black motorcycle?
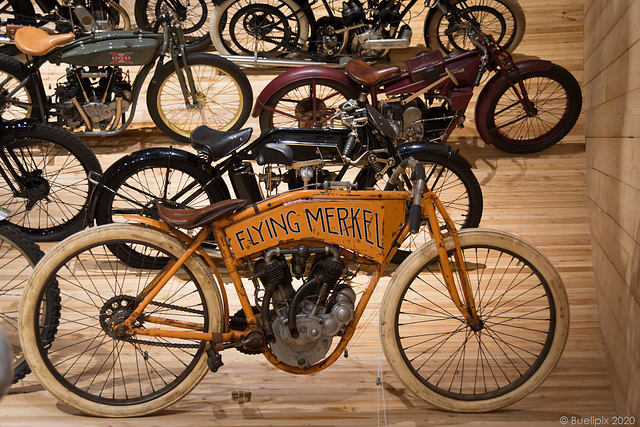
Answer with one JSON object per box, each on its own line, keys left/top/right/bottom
{"left": 88, "top": 100, "right": 483, "bottom": 260}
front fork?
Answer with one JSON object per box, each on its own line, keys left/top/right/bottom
{"left": 422, "top": 191, "right": 481, "bottom": 329}
{"left": 495, "top": 50, "right": 536, "bottom": 116}
{"left": 168, "top": 23, "right": 200, "bottom": 108}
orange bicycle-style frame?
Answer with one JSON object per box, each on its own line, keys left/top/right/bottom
{"left": 115, "top": 186, "right": 481, "bottom": 374}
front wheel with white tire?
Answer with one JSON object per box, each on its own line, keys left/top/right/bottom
{"left": 380, "top": 229, "right": 570, "bottom": 412}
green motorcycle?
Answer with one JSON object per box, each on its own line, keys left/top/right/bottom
{"left": 0, "top": 9, "right": 252, "bottom": 142}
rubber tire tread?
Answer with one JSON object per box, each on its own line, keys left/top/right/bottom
{"left": 486, "top": 64, "right": 582, "bottom": 154}
{"left": 146, "top": 53, "right": 252, "bottom": 142}
{"left": 379, "top": 229, "right": 570, "bottom": 412}
{"left": 0, "top": 123, "right": 102, "bottom": 241}
{"left": 19, "top": 223, "right": 223, "bottom": 417}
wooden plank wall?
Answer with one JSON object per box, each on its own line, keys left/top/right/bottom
{"left": 584, "top": 0, "right": 640, "bottom": 421}
{"left": 0, "top": 0, "right": 624, "bottom": 425}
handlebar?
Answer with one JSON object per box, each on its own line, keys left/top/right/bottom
{"left": 342, "top": 131, "right": 357, "bottom": 158}
{"left": 384, "top": 158, "right": 426, "bottom": 234}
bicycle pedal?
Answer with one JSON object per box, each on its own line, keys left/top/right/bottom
{"left": 206, "top": 346, "right": 224, "bottom": 373}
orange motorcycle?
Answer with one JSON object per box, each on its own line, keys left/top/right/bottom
{"left": 19, "top": 156, "right": 569, "bottom": 417}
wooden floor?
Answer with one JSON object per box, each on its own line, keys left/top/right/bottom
{"left": 0, "top": 0, "right": 619, "bottom": 425}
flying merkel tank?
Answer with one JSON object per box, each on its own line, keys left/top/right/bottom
{"left": 59, "top": 31, "right": 162, "bottom": 67}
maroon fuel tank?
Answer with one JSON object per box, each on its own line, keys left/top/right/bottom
{"left": 252, "top": 66, "right": 361, "bottom": 118}
{"left": 384, "top": 51, "right": 481, "bottom": 97}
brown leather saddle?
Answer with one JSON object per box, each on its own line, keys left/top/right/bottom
{"left": 345, "top": 59, "right": 400, "bottom": 86}
{"left": 13, "top": 26, "right": 75, "bottom": 56}
{"left": 156, "top": 199, "right": 246, "bottom": 230}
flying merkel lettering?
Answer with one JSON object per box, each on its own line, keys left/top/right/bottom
{"left": 234, "top": 207, "right": 384, "bottom": 251}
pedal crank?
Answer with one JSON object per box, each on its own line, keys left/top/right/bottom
{"left": 206, "top": 346, "right": 224, "bottom": 372}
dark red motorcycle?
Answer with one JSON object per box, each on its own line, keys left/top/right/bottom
{"left": 252, "top": 2, "right": 582, "bottom": 154}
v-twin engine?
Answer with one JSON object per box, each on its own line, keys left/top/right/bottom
{"left": 54, "top": 66, "right": 132, "bottom": 131}
{"left": 254, "top": 245, "right": 355, "bottom": 368}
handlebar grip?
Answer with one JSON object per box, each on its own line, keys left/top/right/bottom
{"left": 343, "top": 133, "right": 357, "bottom": 158}
{"left": 409, "top": 204, "right": 423, "bottom": 234}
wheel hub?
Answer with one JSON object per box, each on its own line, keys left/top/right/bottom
{"left": 295, "top": 98, "right": 328, "bottom": 128}
{"left": 469, "top": 318, "right": 484, "bottom": 332}
{"left": 195, "top": 91, "right": 207, "bottom": 109}
{"left": 244, "top": 10, "right": 277, "bottom": 38}
{"left": 99, "top": 295, "right": 142, "bottom": 339}
{"left": 20, "top": 172, "right": 50, "bottom": 208}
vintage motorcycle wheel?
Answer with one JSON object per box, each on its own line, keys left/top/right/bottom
{"left": 210, "top": 0, "right": 309, "bottom": 57}
{"left": 0, "top": 54, "right": 41, "bottom": 120}
{"left": 425, "top": 0, "right": 526, "bottom": 54}
{"left": 147, "top": 53, "right": 252, "bottom": 143}
{"left": 134, "top": 0, "right": 212, "bottom": 52}
{"left": 259, "top": 78, "right": 358, "bottom": 129}
{"left": 484, "top": 64, "right": 582, "bottom": 153}
{"left": 0, "top": 221, "right": 60, "bottom": 384}
{"left": 380, "top": 229, "right": 569, "bottom": 412}
{"left": 93, "top": 153, "right": 228, "bottom": 268}
{"left": 19, "top": 223, "right": 224, "bottom": 417}
{"left": 0, "top": 123, "right": 102, "bottom": 241}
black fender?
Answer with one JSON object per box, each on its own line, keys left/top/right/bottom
{"left": 0, "top": 118, "right": 40, "bottom": 137}
{"left": 86, "top": 147, "right": 229, "bottom": 224}
{"left": 396, "top": 140, "right": 473, "bottom": 171}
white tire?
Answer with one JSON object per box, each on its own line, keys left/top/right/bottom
{"left": 19, "top": 223, "right": 223, "bottom": 417}
{"left": 380, "top": 229, "right": 569, "bottom": 412}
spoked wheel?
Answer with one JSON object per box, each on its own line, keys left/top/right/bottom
{"left": 0, "top": 124, "right": 101, "bottom": 241}
{"left": 425, "top": 0, "right": 526, "bottom": 54}
{"left": 210, "top": 0, "right": 309, "bottom": 57}
{"left": 134, "top": 0, "right": 212, "bottom": 52}
{"left": 19, "top": 223, "right": 223, "bottom": 417}
{"left": 485, "top": 64, "right": 582, "bottom": 153}
{"left": 93, "top": 151, "right": 228, "bottom": 268}
{"left": 380, "top": 229, "right": 570, "bottom": 412}
{"left": 231, "top": 4, "right": 293, "bottom": 56}
{"left": 0, "top": 54, "right": 40, "bottom": 120}
{"left": 0, "top": 221, "right": 59, "bottom": 383}
{"left": 258, "top": 78, "right": 358, "bottom": 130}
{"left": 147, "top": 53, "right": 252, "bottom": 143}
